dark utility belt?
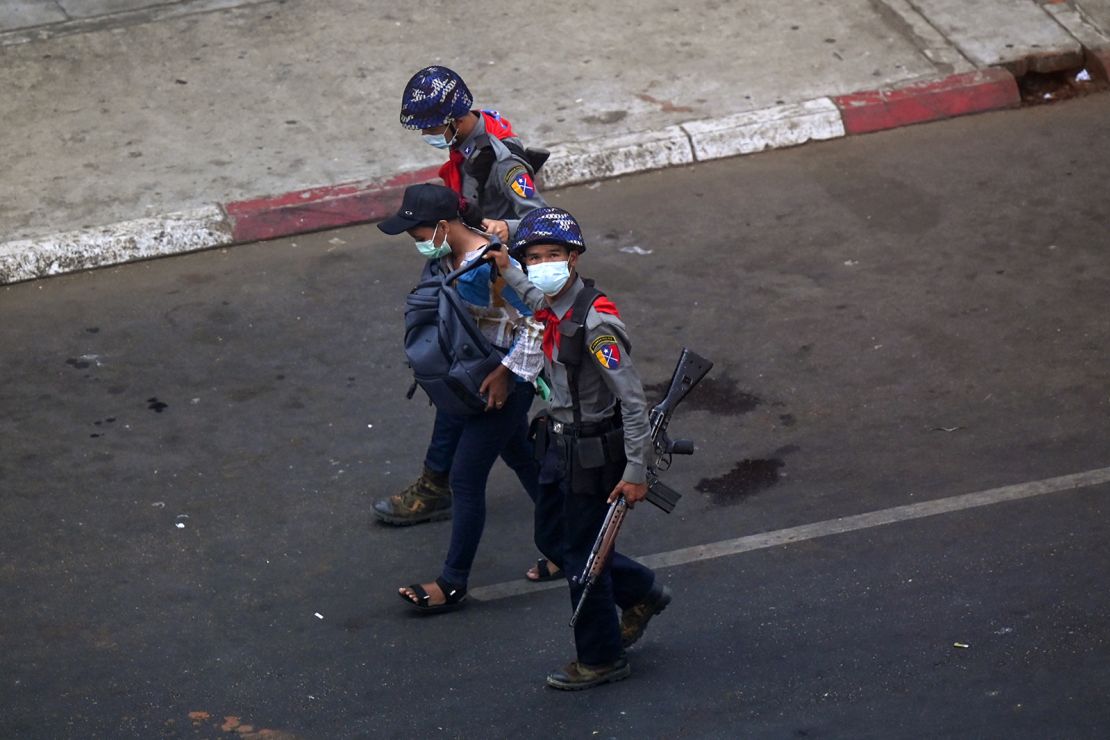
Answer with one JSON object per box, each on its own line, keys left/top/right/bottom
{"left": 547, "top": 414, "right": 622, "bottom": 438}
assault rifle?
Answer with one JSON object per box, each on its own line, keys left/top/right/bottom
{"left": 570, "top": 348, "right": 713, "bottom": 627}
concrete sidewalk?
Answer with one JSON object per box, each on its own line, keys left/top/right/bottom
{"left": 1, "top": 0, "right": 1108, "bottom": 283}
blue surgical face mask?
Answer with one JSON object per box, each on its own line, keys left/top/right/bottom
{"left": 528, "top": 260, "right": 571, "bottom": 295}
{"left": 422, "top": 132, "right": 451, "bottom": 150}
{"left": 415, "top": 223, "right": 451, "bottom": 259}
{"left": 421, "top": 122, "right": 456, "bottom": 150}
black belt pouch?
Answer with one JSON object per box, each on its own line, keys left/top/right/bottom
{"left": 569, "top": 428, "right": 627, "bottom": 496}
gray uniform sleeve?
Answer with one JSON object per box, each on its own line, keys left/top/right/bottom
{"left": 585, "top": 311, "right": 652, "bottom": 485}
{"left": 493, "top": 158, "right": 547, "bottom": 239}
{"left": 501, "top": 263, "right": 547, "bottom": 312}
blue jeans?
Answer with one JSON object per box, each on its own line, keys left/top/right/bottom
{"left": 533, "top": 437, "right": 655, "bottom": 665}
{"left": 440, "top": 381, "right": 540, "bottom": 588}
{"left": 424, "top": 395, "right": 539, "bottom": 505}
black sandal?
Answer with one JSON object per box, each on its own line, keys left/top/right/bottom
{"left": 398, "top": 576, "right": 468, "bottom": 614}
{"left": 525, "top": 557, "right": 563, "bottom": 583}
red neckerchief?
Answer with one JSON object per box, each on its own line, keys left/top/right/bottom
{"left": 438, "top": 111, "right": 518, "bottom": 208}
{"left": 534, "top": 296, "right": 621, "bottom": 361}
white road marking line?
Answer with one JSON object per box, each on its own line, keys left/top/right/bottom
{"left": 469, "top": 466, "right": 1110, "bottom": 602}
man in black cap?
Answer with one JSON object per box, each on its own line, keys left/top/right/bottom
{"left": 375, "top": 184, "right": 550, "bottom": 611}
{"left": 377, "top": 67, "right": 561, "bottom": 585}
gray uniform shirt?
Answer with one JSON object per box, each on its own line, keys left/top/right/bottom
{"left": 456, "top": 113, "right": 548, "bottom": 239}
{"left": 503, "top": 267, "right": 652, "bottom": 484}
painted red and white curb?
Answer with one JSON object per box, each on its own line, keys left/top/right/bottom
{"left": 0, "top": 68, "right": 1030, "bottom": 285}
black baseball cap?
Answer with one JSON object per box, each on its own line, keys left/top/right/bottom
{"left": 377, "top": 183, "right": 461, "bottom": 235}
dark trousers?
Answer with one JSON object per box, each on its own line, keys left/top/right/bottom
{"left": 534, "top": 437, "right": 655, "bottom": 666}
{"left": 439, "top": 381, "right": 540, "bottom": 588}
{"left": 424, "top": 397, "right": 539, "bottom": 505}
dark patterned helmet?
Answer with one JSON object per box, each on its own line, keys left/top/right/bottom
{"left": 510, "top": 207, "right": 587, "bottom": 257}
{"left": 400, "top": 66, "right": 473, "bottom": 130}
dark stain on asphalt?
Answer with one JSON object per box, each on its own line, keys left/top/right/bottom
{"left": 147, "top": 397, "right": 168, "bottom": 413}
{"left": 85, "top": 327, "right": 100, "bottom": 333}
{"left": 697, "top": 458, "right": 785, "bottom": 505}
{"left": 65, "top": 358, "right": 91, "bottom": 369}
{"left": 227, "top": 385, "right": 275, "bottom": 403}
{"left": 180, "top": 273, "right": 215, "bottom": 285}
{"left": 342, "top": 615, "right": 370, "bottom": 632}
{"left": 644, "top": 374, "right": 761, "bottom": 415}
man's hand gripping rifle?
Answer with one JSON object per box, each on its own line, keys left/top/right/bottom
{"left": 570, "top": 348, "right": 713, "bottom": 627}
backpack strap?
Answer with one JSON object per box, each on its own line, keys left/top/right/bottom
{"left": 557, "top": 278, "right": 603, "bottom": 428}
{"left": 439, "top": 243, "right": 499, "bottom": 284}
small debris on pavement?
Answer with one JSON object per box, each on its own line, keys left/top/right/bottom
{"left": 954, "top": 642, "right": 970, "bottom": 649}
{"left": 314, "top": 612, "right": 324, "bottom": 620}
{"left": 619, "top": 246, "right": 653, "bottom": 255}
{"left": 175, "top": 522, "right": 186, "bottom": 529}
{"left": 932, "top": 426, "right": 963, "bottom": 433}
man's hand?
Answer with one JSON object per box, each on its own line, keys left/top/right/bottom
{"left": 480, "top": 364, "right": 511, "bottom": 412}
{"left": 481, "top": 218, "right": 510, "bottom": 242}
{"left": 483, "top": 242, "right": 511, "bottom": 271}
{"left": 608, "top": 480, "right": 648, "bottom": 506}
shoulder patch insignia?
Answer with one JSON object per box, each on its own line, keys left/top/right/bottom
{"left": 594, "top": 342, "right": 621, "bottom": 370}
{"left": 589, "top": 335, "right": 618, "bottom": 352}
{"left": 505, "top": 165, "right": 535, "bottom": 199}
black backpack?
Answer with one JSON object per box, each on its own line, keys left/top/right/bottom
{"left": 403, "top": 244, "right": 504, "bottom": 415}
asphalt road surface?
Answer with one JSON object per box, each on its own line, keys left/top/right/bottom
{"left": 2, "top": 94, "right": 1109, "bottom": 739}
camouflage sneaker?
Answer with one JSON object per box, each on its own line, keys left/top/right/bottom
{"left": 620, "top": 583, "right": 672, "bottom": 648}
{"left": 372, "top": 469, "right": 452, "bottom": 526}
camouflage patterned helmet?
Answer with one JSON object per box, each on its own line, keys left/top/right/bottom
{"left": 510, "top": 207, "right": 587, "bottom": 257}
{"left": 399, "top": 66, "right": 473, "bottom": 130}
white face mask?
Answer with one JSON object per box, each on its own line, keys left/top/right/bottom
{"left": 527, "top": 260, "right": 571, "bottom": 295}
{"left": 422, "top": 132, "right": 452, "bottom": 150}
{"left": 414, "top": 223, "right": 451, "bottom": 259}
{"left": 421, "top": 122, "right": 455, "bottom": 150}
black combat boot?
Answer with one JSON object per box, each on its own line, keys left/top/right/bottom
{"left": 620, "top": 583, "right": 672, "bottom": 648}
{"left": 545, "top": 656, "right": 631, "bottom": 691}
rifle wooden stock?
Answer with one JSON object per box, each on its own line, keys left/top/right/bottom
{"left": 570, "top": 497, "right": 628, "bottom": 627}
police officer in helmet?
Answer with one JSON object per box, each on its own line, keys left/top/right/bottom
{"left": 486, "top": 207, "right": 672, "bottom": 690}
{"left": 398, "top": 65, "right": 548, "bottom": 243}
